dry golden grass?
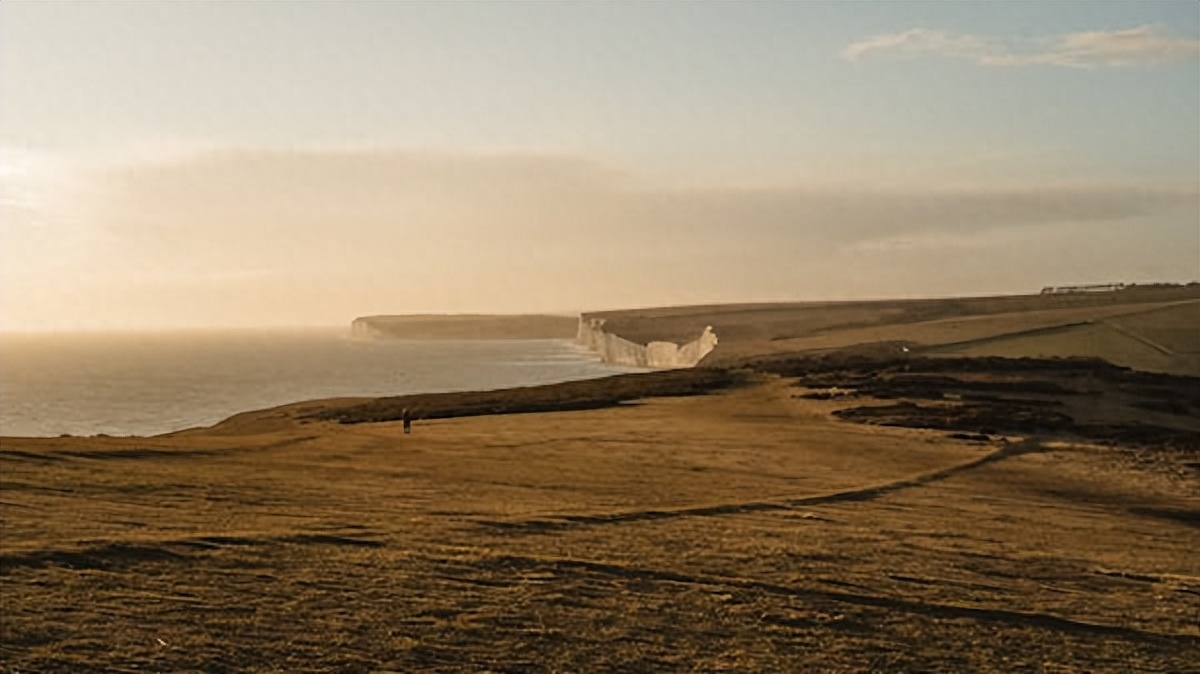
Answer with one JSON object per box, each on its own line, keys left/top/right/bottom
{"left": 671, "top": 289, "right": 1199, "bottom": 376}
{"left": 588, "top": 285, "right": 1200, "bottom": 350}
{"left": 5, "top": 288, "right": 1199, "bottom": 671}
{"left": 3, "top": 364, "right": 1197, "bottom": 672}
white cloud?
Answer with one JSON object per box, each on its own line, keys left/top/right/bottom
{"left": 842, "top": 28, "right": 994, "bottom": 64}
{"left": 844, "top": 25, "right": 1199, "bottom": 68}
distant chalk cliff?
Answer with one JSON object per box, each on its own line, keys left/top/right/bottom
{"left": 576, "top": 317, "right": 717, "bottom": 369}
{"left": 351, "top": 312, "right": 717, "bottom": 368}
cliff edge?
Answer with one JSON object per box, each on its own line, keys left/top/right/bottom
{"left": 576, "top": 317, "right": 718, "bottom": 369}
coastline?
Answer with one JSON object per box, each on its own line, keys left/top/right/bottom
{"left": 3, "top": 352, "right": 1196, "bottom": 671}
{"left": 0, "top": 332, "right": 636, "bottom": 439}
{"left": 3, "top": 290, "right": 1198, "bottom": 671}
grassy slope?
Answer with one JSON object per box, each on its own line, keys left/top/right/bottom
{"left": 3, "top": 288, "right": 1199, "bottom": 671}
{"left": 587, "top": 285, "right": 1198, "bottom": 344}
{"left": 586, "top": 286, "right": 1199, "bottom": 376}
{"left": 2, "top": 377, "right": 1196, "bottom": 671}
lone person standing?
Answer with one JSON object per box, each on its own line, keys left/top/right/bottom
{"left": 402, "top": 407, "right": 412, "bottom": 434}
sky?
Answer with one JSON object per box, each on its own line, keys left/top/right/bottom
{"left": 1, "top": 1, "right": 1197, "bottom": 331}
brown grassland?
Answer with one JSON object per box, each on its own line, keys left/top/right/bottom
{"left": 2, "top": 288, "right": 1198, "bottom": 672}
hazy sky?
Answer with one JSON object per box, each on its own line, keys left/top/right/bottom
{"left": 2, "top": 2, "right": 1197, "bottom": 331}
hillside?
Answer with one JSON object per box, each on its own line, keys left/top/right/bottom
{"left": 586, "top": 285, "right": 1200, "bottom": 376}
{"left": 3, "top": 352, "right": 1196, "bottom": 671}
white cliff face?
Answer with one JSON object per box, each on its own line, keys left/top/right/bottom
{"left": 576, "top": 318, "right": 718, "bottom": 368}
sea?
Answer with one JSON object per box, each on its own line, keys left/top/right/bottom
{"left": 0, "top": 328, "right": 642, "bottom": 438}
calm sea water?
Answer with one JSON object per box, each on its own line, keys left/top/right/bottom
{"left": 0, "top": 328, "right": 640, "bottom": 438}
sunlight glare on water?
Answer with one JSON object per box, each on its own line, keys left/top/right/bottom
{"left": 0, "top": 328, "right": 640, "bottom": 437}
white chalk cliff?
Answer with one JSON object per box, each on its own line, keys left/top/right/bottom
{"left": 576, "top": 318, "right": 718, "bottom": 368}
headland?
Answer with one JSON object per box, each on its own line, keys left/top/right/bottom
{"left": 3, "top": 285, "right": 1197, "bottom": 671}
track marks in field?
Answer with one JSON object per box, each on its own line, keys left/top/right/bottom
{"left": 0, "top": 436, "right": 319, "bottom": 464}
{"left": 479, "top": 439, "right": 1040, "bottom": 533}
{"left": 0, "top": 531, "right": 387, "bottom": 573}
{"left": 457, "top": 553, "right": 1200, "bottom": 646}
{"left": 55, "top": 447, "right": 223, "bottom": 461}
{"left": 0, "top": 543, "right": 190, "bottom": 572}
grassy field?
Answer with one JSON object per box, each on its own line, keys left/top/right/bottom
{"left": 589, "top": 285, "right": 1200, "bottom": 376}
{"left": 3, "top": 346, "right": 1197, "bottom": 671}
